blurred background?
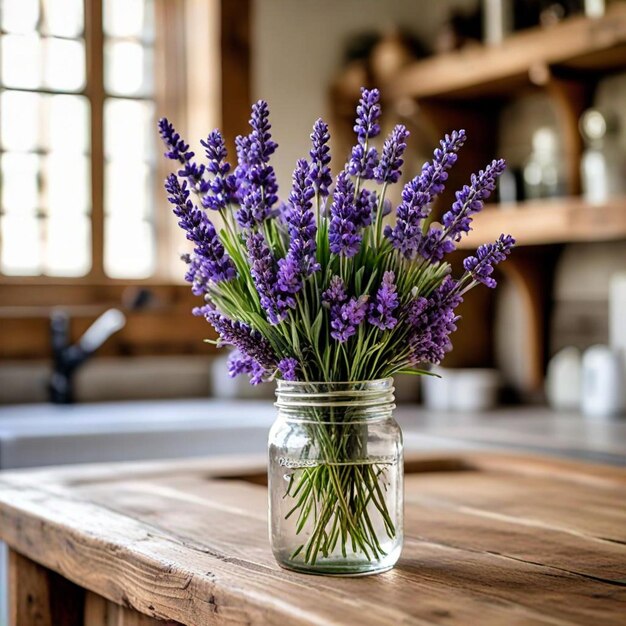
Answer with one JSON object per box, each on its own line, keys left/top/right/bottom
{"left": 0, "top": 0, "right": 624, "bottom": 420}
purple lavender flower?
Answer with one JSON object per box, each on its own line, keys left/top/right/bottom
{"left": 463, "top": 234, "right": 515, "bottom": 288}
{"left": 279, "top": 159, "right": 320, "bottom": 285}
{"left": 191, "top": 302, "right": 215, "bottom": 318}
{"left": 158, "top": 118, "right": 210, "bottom": 195}
{"left": 234, "top": 101, "right": 279, "bottom": 227}
{"left": 332, "top": 296, "right": 369, "bottom": 342}
{"left": 385, "top": 130, "right": 466, "bottom": 258}
{"left": 200, "top": 129, "right": 237, "bottom": 211}
{"left": 276, "top": 255, "right": 301, "bottom": 297}
{"left": 322, "top": 275, "right": 348, "bottom": 306}
{"left": 368, "top": 271, "right": 399, "bottom": 330}
{"left": 353, "top": 87, "right": 381, "bottom": 141}
{"left": 347, "top": 143, "right": 379, "bottom": 180}
{"left": 407, "top": 276, "right": 463, "bottom": 365}
{"left": 374, "top": 125, "right": 409, "bottom": 184}
{"left": 328, "top": 171, "right": 361, "bottom": 258}
{"left": 234, "top": 134, "right": 252, "bottom": 189}
{"left": 250, "top": 100, "right": 278, "bottom": 160}
{"left": 203, "top": 311, "right": 277, "bottom": 371}
{"left": 247, "top": 231, "right": 294, "bottom": 324}
{"left": 323, "top": 276, "right": 368, "bottom": 343}
{"left": 411, "top": 158, "right": 506, "bottom": 262}
{"left": 278, "top": 357, "right": 299, "bottom": 381}
{"left": 406, "top": 296, "right": 429, "bottom": 327}
{"left": 415, "top": 227, "right": 456, "bottom": 262}
{"left": 182, "top": 253, "right": 213, "bottom": 296}
{"left": 227, "top": 350, "right": 269, "bottom": 385}
{"left": 164, "top": 175, "right": 235, "bottom": 288}
{"left": 237, "top": 188, "right": 266, "bottom": 230}
{"left": 309, "top": 119, "right": 332, "bottom": 197}
{"left": 158, "top": 118, "right": 192, "bottom": 163}
{"left": 347, "top": 88, "right": 381, "bottom": 180}
{"left": 354, "top": 188, "right": 376, "bottom": 228}
{"left": 442, "top": 159, "right": 507, "bottom": 242}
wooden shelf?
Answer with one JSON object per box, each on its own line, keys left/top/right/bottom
{"left": 390, "top": 4, "right": 626, "bottom": 100}
{"left": 458, "top": 196, "right": 626, "bottom": 249}
{"left": 329, "top": 6, "right": 626, "bottom": 392}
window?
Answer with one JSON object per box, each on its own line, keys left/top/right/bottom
{"left": 103, "top": 0, "right": 156, "bottom": 278}
{"left": 0, "top": 0, "right": 157, "bottom": 279}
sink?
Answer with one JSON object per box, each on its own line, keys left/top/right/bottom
{"left": 0, "top": 399, "right": 279, "bottom": 470}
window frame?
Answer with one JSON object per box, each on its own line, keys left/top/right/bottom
{"left": 0, "top": 0, "right": 250, "bottom": 290}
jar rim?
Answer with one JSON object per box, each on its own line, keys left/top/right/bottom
{"left": 275, "top": 378, "right": 395, "bottom": 413}
{"left": 276, "top": 377, "right": 393, "bottom": 388}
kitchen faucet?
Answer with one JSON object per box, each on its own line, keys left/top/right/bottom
{"left": 48, "top": 308, "right": 126, "bottom": 404}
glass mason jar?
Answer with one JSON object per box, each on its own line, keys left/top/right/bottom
{"left": 269, "top": 378, "right": 403, "bottom": 576}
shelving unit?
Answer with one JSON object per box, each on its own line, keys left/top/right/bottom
{"left": 389, "top": 4, "right": 626, "bottom": 101}
{"left": 331, "top": 4, "right": 626, "bottom": 394}
{"left": 459, "top": 196, "right": 626, "bottom": 249}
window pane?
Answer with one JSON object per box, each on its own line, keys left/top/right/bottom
{"left": 104, "top": 218, "right": 154, "bottom": 278}
{"left": 1, "top": 34, "right": 42, "bottom": 89}
{"left": 45, "top": 215, "right": 90, "bottom": 276}
{"left": 47, "top": 94, "right": 89, "bottom": 153}
{"left": 105, "top": 161, "right": 151, "bottom": 219}
{"left": 1, "top": 92, "right": 89, "bottom": 153}
{"left": 1, "top": 153, "right": 40, "bottom": 213}
{"left": 104, "top": 40, "right": 153, "bottom": 97}
{"left": 44, "top": 38, "right": 85, "bottom": 91}
{"left": 45, "top": 154, "right": 89, "bottom": 217}
{"left": 103, "top": 0, "right": 154, "bottom": 41}
{"left": 0, "top": 0, "right": 39, "bottom": 34}
{"left": 42, "top": 0, "right": 84, "bottom": 38}
{"left": 0, "top": 215, "right": 42, "bottom": 274}
{"left": 104, "top": 98, "right": 154, "bottom": 162}
{"left": 1, "top": 90, "right": 41, "bottom": 152}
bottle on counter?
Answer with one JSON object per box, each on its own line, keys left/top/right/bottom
{"left": 523, "top": 127, "right": 564, "bottom": 200}
{"left": 581, "top": 345, "right": 625, "bottom": 419}
{"left": 579, "top": 108, "right": 625, "bottom": 204}
{"left": 546, "top": 347, "right": 582, "bottom": 411}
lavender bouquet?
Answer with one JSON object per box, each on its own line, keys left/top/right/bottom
{"left": 159, "top": 88, "right": 514, "bottom": 569}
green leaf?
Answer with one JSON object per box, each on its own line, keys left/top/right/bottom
{"left": 362, "top": 268, "right": 379, "bottom": 295}
{"left": 354, "top": 267, "right": 365, "bottom": 293}
{"left": 311, "top": 309, "right": 323, "bottom": 344}
{"left": 396, "top": 368, "right": 441, "bottom": 378}
{"left": 291, "top": 321, "right": 301, "bottom": 354}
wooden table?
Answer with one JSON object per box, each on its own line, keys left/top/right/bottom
{"left": 1, "top": 452, "right": 625, "bottom": 625}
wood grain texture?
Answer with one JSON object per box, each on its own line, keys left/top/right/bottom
{"left": 84, "top": 0, "right": 105, "bottom": 280}
{"left": 220, "top": 0, "right": 251, "bottom": 159}
{"left": 84, "top": 592, "right": 181, "bottom": 626}
{"left": 9, "top": 550, "right": 85, "bottom": 626}
{"left": 1, "top": 453, "right": 625, "bottom": 626}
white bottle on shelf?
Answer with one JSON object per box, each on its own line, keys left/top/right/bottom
{"left": 584, "top": 0, "right": 605, "bottom": 18}
{"left": 609, "top": 271, "right": 626, "bottom": 396}
{"left": 581, "top": 345, "right": 625, "bottom": 419}
{"left": 579, "top": 109, "right": 625, "bottom": 204}
{"left": 609, "top": 272, "right": 626, "bottom": 357}
{"left": 523, "top": 127, "right": 563, "bottom": 200}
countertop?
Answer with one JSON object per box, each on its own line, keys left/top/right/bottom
{"left": 1, "top": 452, "right": 625, "bottom": 625}
{"left": 397, "top": 406, "right": 626, "bottom": 465}
{"left": 0, "top": 400, "right": 624, "bottom": 469}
